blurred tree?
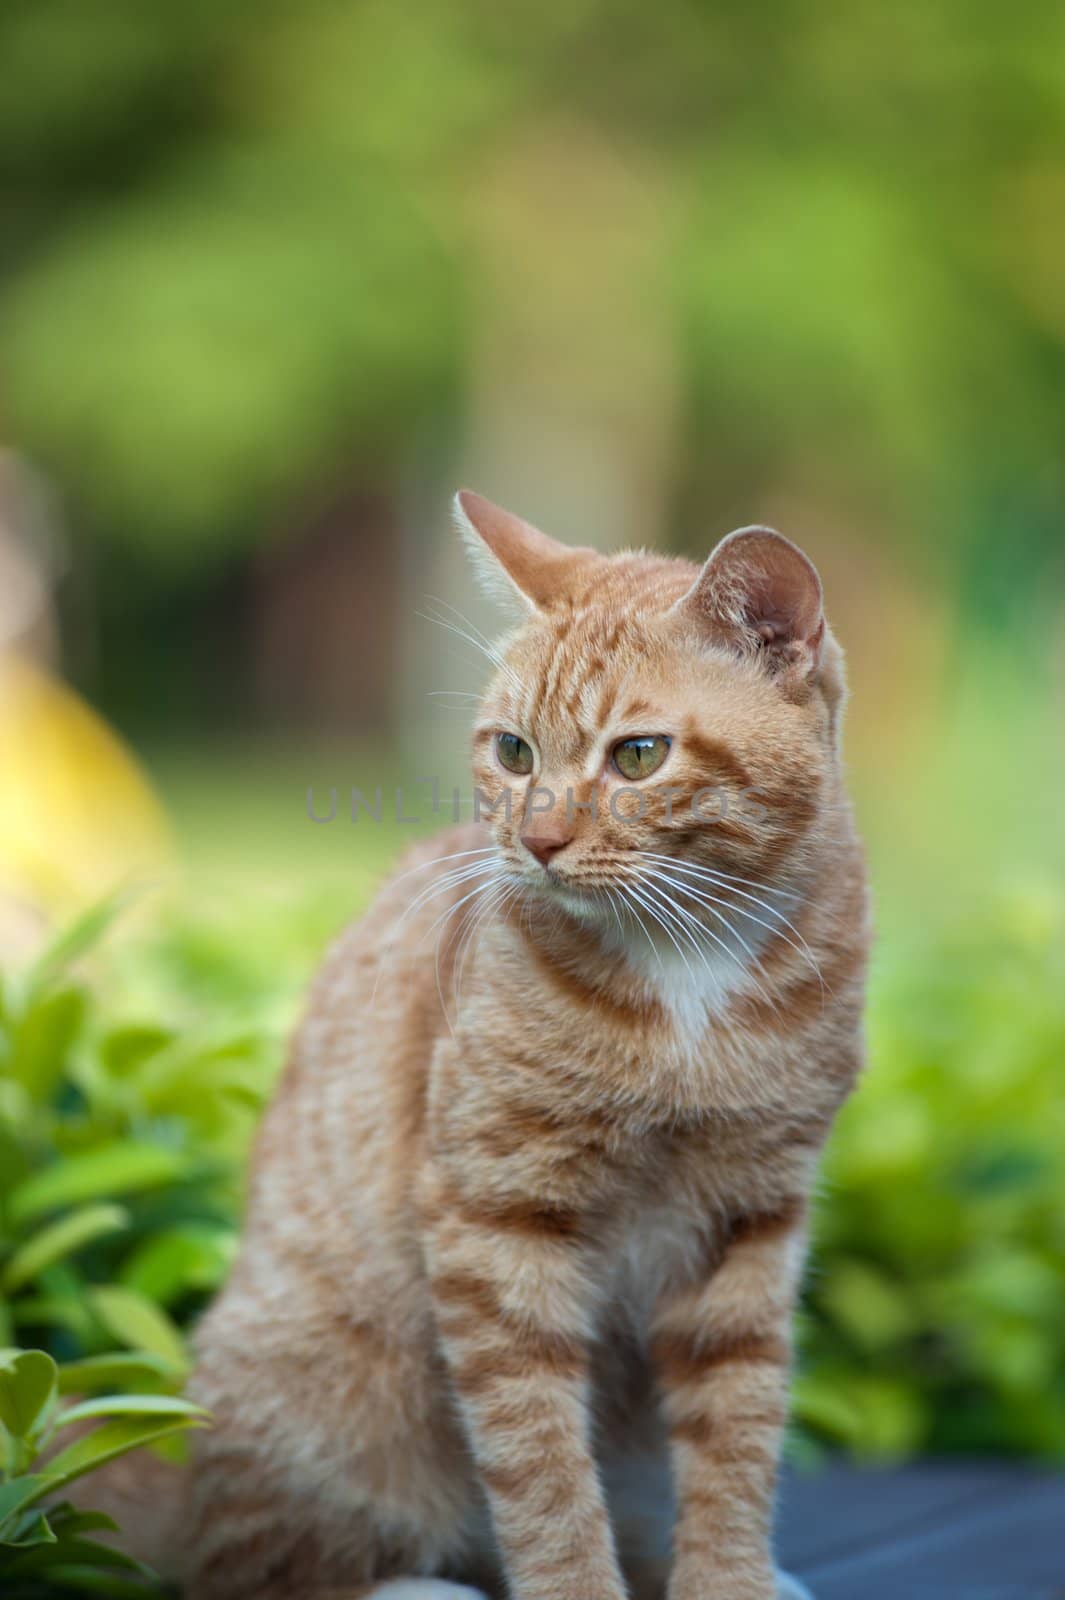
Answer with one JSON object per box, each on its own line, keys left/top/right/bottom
{"left": 0, "top": 0, "right": 1063, "bottom": 727}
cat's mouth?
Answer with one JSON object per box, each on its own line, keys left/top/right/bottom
{"left": 517, "top": 862, "right": 625, "bottom": 924}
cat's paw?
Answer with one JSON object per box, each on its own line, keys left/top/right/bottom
{"left": 366, "top": 1584, "right": 490, "bottom": 1600}
{"left": 776, "top": 1572, "right": 814, "bottom": 1600}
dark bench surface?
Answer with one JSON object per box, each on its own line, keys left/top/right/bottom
{"left": 777, "top": 1461, "right": 1065, "bottom": 1599}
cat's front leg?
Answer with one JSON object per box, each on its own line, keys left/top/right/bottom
{"left": 423, "top": 1168, "right": 627, "bottom": 1600}
{"left": 651, "top": 1199, "right": 807, "bottom": 1600}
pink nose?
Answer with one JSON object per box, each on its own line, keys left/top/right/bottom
{"left": 520, "top": 830, "right": 572, "bottom": 868}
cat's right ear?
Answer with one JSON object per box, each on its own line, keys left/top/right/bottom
{"left": 453, "top": 490, "right": 597, "bottom": 614}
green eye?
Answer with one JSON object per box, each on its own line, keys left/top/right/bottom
{"left": 496, "top": 732, "right": 534, "bottom": 775}
{"left": 612, "top": 735, "right": 670, "bottom": 781}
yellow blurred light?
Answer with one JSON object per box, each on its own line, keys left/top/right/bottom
{"left": 0, "top": 653, "right": 171, "bottom": 921}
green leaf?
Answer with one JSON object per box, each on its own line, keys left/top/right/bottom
{"left": 45, "top": 1504, "right": 120, "bottom": 1537}
{"left": 56, "top": 1352, "right": 179, "bottom": 1397}
{"left": 2, "top": 1204, "right": 130, "bottom": 1294}
{"left": 135, "top": 1032, "right": 267, "bottom": 1114}
{"left": 57, "top": 1394, "right": 208, "bottom": 1428}
{"left": 1, "top": 1533, "right": 151, "bottom": 1578}
{"left": 0, "top": 1124, "right": 30, "bottom": 1200}
{"left": 0, "top": 1475, "right": 55, "bottom": 1528}
{"left": 23, "top": 891, "right": 134, "bottom": 1003}
{"left": 8, "top": 1564, "right": 158, "bottom": 1596}
{"left": 819, "top": 1260, "right": 917, "bottom": 1351}
{"left": 99, "top": 1023, "right": 174, "bottom": 1080}
{"left": 119, "top": 1224, "right": 235, "bottom": 1306}
{"left": 8, "top": 1144, "right": 193, "bottom": 1224}
{"left": 11, "top": 1294, "right": 96, "bottom": 1342}
{"left": 35, "top": 1414, "right": 203, "bottom": 1500}
{"left": 0, "top": 1348, "right": 57, "bottom": 1438}
{"left": 87, "top": 1288, "right": 188, "bottom": 1372}
{"left": 3, "top": 987, "right": 87, "bottom": 1102}
{"left": 1, "top": 1509, "right": 56, "bottom": 1548}
{"left": 790, "top": 1373, "right": 865, "bottom": 1445}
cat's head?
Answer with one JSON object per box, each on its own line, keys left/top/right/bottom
{"left": 455, "top": 489, "right": 848, "bottom": 935}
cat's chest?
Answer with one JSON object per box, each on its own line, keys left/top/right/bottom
{"left": 604, "top": 1202, "right": 713, "bottom": 1329}
{"left": 598, "top": 1134, "right": 758, "bottom": 1326}
{"left": 621, "top": 938, "right": 761, "bottom": 1051}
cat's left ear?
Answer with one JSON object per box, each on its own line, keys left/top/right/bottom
{"left": 674, "top": 526, "right": 825, "bottom": 677}
{"left": 453, "top": 490, "right": 598, "bottom": 613}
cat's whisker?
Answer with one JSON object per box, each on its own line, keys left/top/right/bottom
{"left": 686, "top": 878, "right": 820, "bottom": 998}
{"left": 427, "top": 697, "right": 480, "bottom": 715}
{"left": 422, "top": 868, "right": 507, "bottom": 948}
{"left": 370, "top": 857, "right": 502, "bottom": 1009}
{"left": 416, "top": 608, "right": 500, "bottom": 677}
{"left": 638, "top": 863, "right": 766, "bottom": 972}
{"left": 635, "top": 871, "right": 749, "bottom": 995}
{"left": 423, "top": 593, "right": 502, "bottom": 656}
{"left": 418, "top": 597, "right": 524, "bottom": 696}
{"left": 671, "top": 864, "right": 818, "bottom": 998}
{"left": 394, "top": 859, "right": 501, "bottom": 928}
{"left": 636, "top": 866, "right": 782, "bottom": 1015}
{"left": 449, "top": 880, "right": 493, "bottom": 1000}
{"left": 491, "top": 877, "right": 527, "bottom": 960}
{"left": 427, "top": 639, "right": 506, "bottom": 688}
{"left": 424, "top": 872, "right": 510, "bottom": 1034}
{"left": 641, "top": 851, "right": 827, "bottom": 999}
{"left": 595, "top": 885, "right": 628, "bottom": 944}
{"left": 639, "top": 846, "right": 802, "bottom": 903}
{"left": 429, "top": 868, "right": 511, "bottom": 1035}
{"left": 384, "top": 845, "right": 498, "bottom": 895}
{"left": 427, "top": 689, "right": 482, "bottom": 708}
{"left": 612, "top": 883, "right": 663, "bottom": 968}
{"left": 635, "top": 876, "right": 717, "bottom": 979}
{"left": 638, "top": 867, "right": 749, "bottom": 966}
{"left": 438, "top": 876, "right": 501, "bottom": 1035}
{"left": 442, "top": 874, "right": 488, "bottom": 988}
{"left": 656, "top": 863, "right": 821, "bottom": 1009}
{"left": 625, "top": 880, "right": 697, "bottom": 982}
{"left": 450, "top": 874, "right": 518, "bottom": 1023}
{"left": 640, "top": 849, "right": 801, "bottom": 904}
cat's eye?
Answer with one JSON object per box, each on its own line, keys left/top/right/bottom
{"left": 612, "top": 735, "right": 671, "bottom": 781}
{"left": 496, "top": 732, "right": 534, "bottom": 775}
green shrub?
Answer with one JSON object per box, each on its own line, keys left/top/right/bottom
{"left": 0, "top": 898, "right": 273, "bottom": 1367}
{"left": 0, "top": 897, "right": 274, "bottom": 1597}
{"left": 0, "top": 1345, "right": 205, "bottom": 1598}
{"left": 797, "top": 886, "right": 1065, "bottom": 1459}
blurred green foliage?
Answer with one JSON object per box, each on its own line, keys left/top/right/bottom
{"left": 799, "top": 891, "right": 1065, "bottom": 1458}
{"left": 3, "top": 0, "right": 1065, "bottom": 604}
{"left": 1, "top": 912, "right": 223, "bottom": 1598}
{"left": 0, "top": 1341, "right": 205, "bottom": 1599}
{"left": 0, "top": 899, "right": 272, "bottom": 1367}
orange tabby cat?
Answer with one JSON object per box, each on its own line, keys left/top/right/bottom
{"left": 180, "top": 492, "right": 869, "bottom": 1600}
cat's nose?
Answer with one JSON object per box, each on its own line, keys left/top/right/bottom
{"left": 520, "top": 827, "right": 573, "bottom": 869}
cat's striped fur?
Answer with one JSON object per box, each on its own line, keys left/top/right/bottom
{"left": 179, "top": 493, "right": 869, "bottom": 1600}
